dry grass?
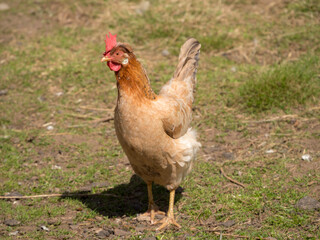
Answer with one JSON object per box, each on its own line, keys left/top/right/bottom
{"left": 0, "top": 0, "right": 319, "bottom": 239}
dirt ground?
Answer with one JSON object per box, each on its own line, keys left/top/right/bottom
{"left": 0, "top": 0, "right": 319, "bottom": 239}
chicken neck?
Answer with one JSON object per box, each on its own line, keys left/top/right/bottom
{"left": 115, "top": 57, "right": 156, "bottom": 102}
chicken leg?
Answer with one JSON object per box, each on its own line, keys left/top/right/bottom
{"left": 153, "top": 189, "right": 181, "bottom": 231}
{"left": 140, "top": 182, "right": 165, "bottom": 224}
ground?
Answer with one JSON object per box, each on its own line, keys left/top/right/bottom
{"left": 0, "top": 0, "right": 319, "bottom": 239}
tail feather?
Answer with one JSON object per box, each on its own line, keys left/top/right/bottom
{"left": 174, "top": 38, "right": 201, "bottom": 86}
{"left": 160, "top": 38, "right": 201, "bottom": 104}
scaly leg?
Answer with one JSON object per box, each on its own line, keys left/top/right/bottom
{"left": 140, "top": 182, "right": 165, "bottom": 224}
{"left": 153, "top": 189, "right": 181, "bottom": 231}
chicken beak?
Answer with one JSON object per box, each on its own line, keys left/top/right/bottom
{"left": 101, "top": 56, "right": 111, "bottom": 62}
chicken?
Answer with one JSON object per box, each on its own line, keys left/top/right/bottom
{"left": 101, "top": 33, "right": 201, "bottom": 230}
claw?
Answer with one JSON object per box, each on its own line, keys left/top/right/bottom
{"left": 140, "top": 204, "right": 165, "bottom": 224}
{"left": 143, "top": 184, "right": 181, "bottom": 229}
{"left": 153, "top": 216, "right": 181, "bottom": 231}
{"left": 152, "top": 190, "right": 181, "bottom": 230}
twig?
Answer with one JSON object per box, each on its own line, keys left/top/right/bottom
{"left": 220, "top": 167, "right": 246, "bottom": 188}
{"left": 54, "top": 104, "right": 113, "bottom": 112}
{"left": 308, "top": 106, "right": 320, "bottom": 111}
{"left": 67, "top": 113, "right": 98, "bottom": 120}
{"left": 0, "top": 192, "right": 121, "bottom": 199}
{"left": 243, "top": 113, "right": 317, "bottom": 124}
{"left": 215, "top": 46, "right": 243, "bottom": 56}
{"left": 243, "top": 114, "right": 298, "bottom": 124}
{"left": 215, "top": 42, "right": 254, "bottom": 57}
{"left": 79, "top": 106, "right": 114, "bottom": 112}
{"left": 210, "top": 231, "right": 269, "bottom": 239}
{"left": 65, "top": 124, "right": 90, "bottom": 128}
{"left": 66, "top": 113, "right": 114, "bottom": 123}
{"left": 211, "top": 231, "right": 249, "bottom": 239}
{"left": 40, "top": 132, "right": 76, "bottom": 136}
{"left": 90, "top": 116, "right": 114, "bottom": 123}
{"left": 276, "top": 30, "right": 309, "bottom": 40}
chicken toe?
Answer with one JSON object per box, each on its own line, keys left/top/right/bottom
{"left": 141, "top": 183, "right": 165, "bottom": 223}
{"left": 153, "top": 189, "right": 181, "bottom": 230}
{"left": 154, "top": 215, "right": 181, "bottom": 231}
{"left": 141, "top": 204, "right": 165, "bottom": 224}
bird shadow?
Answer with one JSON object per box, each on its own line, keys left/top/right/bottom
{"left": 59, "top": 174, "right": 183, "bottom": 218}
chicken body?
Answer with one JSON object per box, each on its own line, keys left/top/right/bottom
{"left": 102, "top": 37, "right": 201, "bottom": 230}
{"left": 114, "top": 92, "right": 199, "bottom": 191}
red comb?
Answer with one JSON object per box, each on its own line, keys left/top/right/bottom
{"left": 105, "top": 32, "right": 117, "bottom": 53}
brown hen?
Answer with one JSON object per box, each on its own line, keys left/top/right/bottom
{"left": 101, "top": 33, "right": 201, "bottom": 230}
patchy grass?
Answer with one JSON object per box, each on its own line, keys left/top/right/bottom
{"left": 0, "top": 0, "right": 320, "bottom": 239}
{"left": 235, "top": 55, "right": 320, "bottom": 113}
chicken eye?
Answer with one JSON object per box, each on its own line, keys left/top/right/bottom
{"left": 116, "top": 52, "right": 119, "bottom": 55}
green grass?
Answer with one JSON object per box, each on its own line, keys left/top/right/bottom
{"left": 0, "top": 0, "right": 320, "bottom": 239}
{"left": 234, "top": 55, "right": 319, "bottom": 113}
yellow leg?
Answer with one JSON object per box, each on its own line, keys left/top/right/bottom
{"left": 153, "top": 189, "right": 181, "bottom": 231}
{"left": 141, "top": 182, "right": 165, "bottom": 224}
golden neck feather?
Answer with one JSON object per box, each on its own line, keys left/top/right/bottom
{"left": 115, "top": 57, "right": 157, "bottom": 102}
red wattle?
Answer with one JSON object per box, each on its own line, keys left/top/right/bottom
{"left": 107, "top": 61, "right": 121, "bottom": 72}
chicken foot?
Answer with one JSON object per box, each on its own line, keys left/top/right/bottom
{"left": 140, "top": 182, "right": 165, "bottom": 224}
{"left": 153, "top": 189, "right": 181, "bottom": 231}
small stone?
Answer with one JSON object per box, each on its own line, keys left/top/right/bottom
{"left": 221, "top": 220, "right": 236, "bottom": 227}
{"left": 302, "top": 154, "right": 312, "bottom": 162}
{"left": 4, "top": 219, "right": 21, "bottom": 226}
{"left": 265, "top": 149, "right": 275, "bottom": 154}
{"left": 135, "top": 224, "right": 146, "bottom": 232}
{"left": 114, "top": 228, "right": 130, "bottom": 236}
{"left": 295, "top": 196, "right": 320, "bottom": 210}
{"left": 55, "top": 91, "right": 63, "bottom": 97}
{"left": 142, "top": 237, "right": 157, "bottom": 240}
{"left": 0, "top": 3, "right": 9, "bottom": 11}
{"left": 135, "top": 1, "right": 150, "bottom": 15}
{"left": 69, "top": 225, "right": 78, "bottom": 230}
{"left": 37, "top": 96, "right": 46, "bottom": 102}
{"left": 31, "top": 176, "right": 39, "bottom": 181}
{"left": 136, "top": 214, "right": 150, "bottom": 222}
{"left": 9, "top": 231, "right": 19, "bottom": 236}
{"left": 47, "top": 219, "right": 59, "bottom": 226}
{"left": 40, "top": 225, "right": 50, "bottom": 231}
{"left": 51, "top": 165, "right": 61, "bottom": 170}
{"left": 114, "top": 218, "right": 122, "bottom": 224}
{"left": 230, "top": 66, "right": 237, "bottom": 72}
{"left": 5, "top": 191, "right": 23, "bottom": 198}
{"left": 40, "top": 71, "right": 48, "bottom": 76}
{"left": 161, "top": 49, "right": 170, "bottom": 57}
{"left": 78, "top": 186, "right": 91, "bottom": 192}
{"left": 96, "top": 229, "right": 111, "bottom": 237}
{"left": 222, "top": 152, "right": 234, "bottom": 160}
{"left": 12, "top": 138, "right": 20, "bottom": 144}
{"left": 47, "top": 125, "right": 54, "bottom": 131}
{"left": 0, "top": 89, "right": 8, "bottom": 96}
